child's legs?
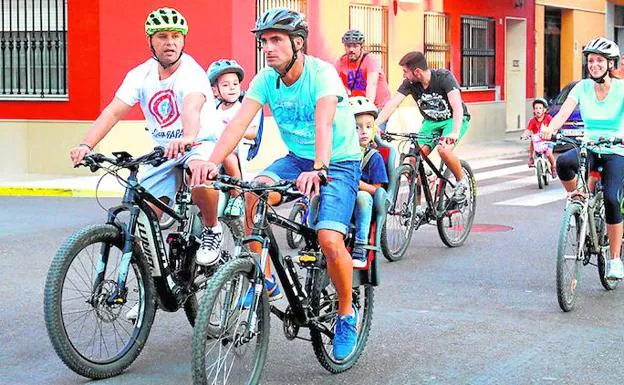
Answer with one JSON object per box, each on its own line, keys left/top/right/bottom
{"left": 223, "top": 153, "right": 242, "bottom": 196}
{"left": 354, "top": 191, "right": 374, "bottom": 245}
{"left": 529, "top": 141, "right": 534, "bottom": 158}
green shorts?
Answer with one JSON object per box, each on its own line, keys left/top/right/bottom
{"left": 418, "top": 117, "right": 470, "bottom": 149}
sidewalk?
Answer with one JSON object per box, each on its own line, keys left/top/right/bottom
{"left": 0, "top": 138, "right": 527, "bottom": 197}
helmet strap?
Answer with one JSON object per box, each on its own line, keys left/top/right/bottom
{"left": 275, "top": 36, "right": 299, "bottom": 89}
{"left": 216, "top": 88, "right": 238, "bottom": 106}
{"left": 149, "top": 37, "right": 185, "bottom": 70}
{"left": 590, "top": 67, "right": 609, "bottom": 84}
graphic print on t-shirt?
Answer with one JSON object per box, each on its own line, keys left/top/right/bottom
{"left": 272, "top": 99, "right": 315, "bottom": 146}
{"left": 418, "top": 92, "right": 451, "bottom": 120}
{"left": 148, "top": 89, "right": 180, "bottom": 128}
{"left": 347, "top": 69, "right": 365, "bottom": 92}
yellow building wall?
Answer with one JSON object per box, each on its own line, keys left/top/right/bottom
{"left": 535, "top": 5, "right": 545, "bottom": 97}
{"left": 535, "top": 1, "right": 606, "bottom": 96}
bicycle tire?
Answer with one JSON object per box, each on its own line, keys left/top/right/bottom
{"left": 381, "top": 164, "right": 417, "bottom": 261}
{"left": 191, "top": 255, "right": 269, "bottom": 385}
{"left": 556, "top": 204, "right": 584, "bottom": 312}
{"left": 436, "top": 160, "right": 476, "bottom": 247}
{"left": 159, "top": 214, "right": 176, "bottom": 230}
{"left": 286, "top": 204, "right": 306, "bottom": 249}
{"left": 44, "top": 224, "right": 156, "bottom": 379}
{"left": 536, "top": 159, "right": 544, "bottom": 189}
{"left": 184, "top": 218, "right": 244, "bottom": 328}
{"left": 595, "top": 194, "right": 619, "bottom": 291}
{"left": 310, "top": 270, "right": 374, "bottom": 374}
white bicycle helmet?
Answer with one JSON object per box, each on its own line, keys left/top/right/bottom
{"left": 145, "top": 7, "right": 188, "bottom": 36}
{"left": 583, "top": 37, "right": 620, "bottom": 61}
{"left": 349, "top": 96, "right": 377, "bottom": 118}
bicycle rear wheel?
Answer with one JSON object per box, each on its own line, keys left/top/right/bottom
{"left": 286, "top": 203, "right": 306, "bottom": 249}
{"left": 594, "top": 194, "right": 620, "bottom": 291}
{"left": 310, "top": 270, "right": 374, "bottom": 373}
{"left": 381, "top": 164, "right": 417, "bottom": 261}
{"left": 191, "top": 255, "right": 269, "bottom": 385}
{"left": 436, "top": 160, "right": 476, "bottom": 247}
{"left": 44, "top": 224, "right": 156, "bottom": 379}
{"left": 556, "top": 204, "right": 584, "bottom": 311}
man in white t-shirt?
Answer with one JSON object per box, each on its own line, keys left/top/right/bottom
{"left": 69, "top": 7, "right": 223, "bottom": 266}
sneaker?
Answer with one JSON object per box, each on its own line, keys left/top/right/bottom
{"left": 528, "top": 158, "right": 535, "bottom": 168}
{"left": 351, "top": 243, "right": 368, "bottom": 269}
{"left": 551, "top": 169, "right": 557, "bottom": 178}
{"left": 333, "top": 304, "right": 359, "bottom": 361}
{"left": 125, "top": 303, "right": 139, "bottom": 322}
{"left": 452, "top": 178, "right": 468, "bottom": 203}
{"left": 196, "top": 225, "right": 223, "bottom": 266}
{"left": 606, "top": 258, "right": 624, "bottom": 280}
{"left": 224, "top": 195, "right": 245, "bottom": 217}
{"left": 239, "top": 274, "right": 283, "bottom": 309}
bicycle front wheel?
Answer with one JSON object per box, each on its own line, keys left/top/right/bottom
{"left": 436, "top": 160, "right": 476, "bottom": 247}
{"left": 191, "top": 255, "right": 269, "bottom": 385}
{"left": 44, "top": 224, "right": 156, "bottom": 379}
{"left": 381, "top": 164, "right": 417, "bottom": 261}
{"left": 556, "top": 204, "right": 584, "bottom": 311}
{"left": 536, "top": 158, "right": 544, "bottom": 189}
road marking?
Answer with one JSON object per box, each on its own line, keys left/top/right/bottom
{"left": 469, "top": 158, "right": 522, "bottom": 171}
{"left": 477, "top": 176, "right": 537, "bottom": 196}
{"left": 494, "top": 187, "right": 566, "bottom": 206}
{"left": 475, "top": 165, "right": 531, "bottom": 182}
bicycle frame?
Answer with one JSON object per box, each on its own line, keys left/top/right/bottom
{"left": 241, "top": 191, "right": 336, "bottom": 339}
{"left": 93, "top": 164, "right": 194, "bottom": 312}
{"left": 400, "top": 141, "right": 456, "bottom": 220}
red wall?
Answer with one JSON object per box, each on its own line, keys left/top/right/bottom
{"left": 1, "top": 1, "right": 101, "bottom": 119}
{"left": 1, "top": 0, "right": 258, "bottom": 121}
{"left": 443, "top": 0, "right": 535, "bottom": 103}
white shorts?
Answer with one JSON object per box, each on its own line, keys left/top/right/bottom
{"left": 139, "top": 141, "right": 216, "bottom": 202}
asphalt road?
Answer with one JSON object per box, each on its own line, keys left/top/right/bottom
{"left": 2, "top": 155, "right": 623, "bottom": 385}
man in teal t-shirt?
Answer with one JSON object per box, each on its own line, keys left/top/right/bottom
{"left": 191, "top": 8, "right": 363, "bottom": 361}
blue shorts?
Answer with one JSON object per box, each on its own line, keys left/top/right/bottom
{"left": 139, "top": 141, "right": 216, "bottom": 202}
{"left": 259, "top": 153, "right": 360, "bottom": 235}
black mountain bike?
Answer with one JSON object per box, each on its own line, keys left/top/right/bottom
{"left": 191, "top": 176, "right": 378, "bottom": 385}
{"left": 43, "top": 147, "right": 242, "bottom": 379}
{"left": 380, "top": 133, "right": 477, "bottom": 261}
{"left": 555, "top": 135, "right": 622, "bottom": 312}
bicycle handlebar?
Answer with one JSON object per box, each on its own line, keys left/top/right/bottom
{"left": 76, "top": 146, "right": 168, "bottom": 172}
{"left": 380, "top": 132, "right": 439, "bottom": 143}
{"left": 213, "top": 174, "right": 329, "bottom": 199}
{"left": 555, "top": 134, "right": 623, "bottom": 148}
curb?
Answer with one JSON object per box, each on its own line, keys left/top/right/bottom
{"left": 0, "top": 187, "right": 123, "bottom": 198}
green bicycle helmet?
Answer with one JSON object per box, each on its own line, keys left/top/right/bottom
{"left": 207, "top": 59, "right": 245, "bottom": 86}
{"left": 145, "top": 7, "right": 188, "bottom": 36}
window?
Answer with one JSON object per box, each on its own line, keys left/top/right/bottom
{"left": 461, "top": 16, "right": 495, "bottom": 88}
{"left": 424, "top": 12, "right": 450, "bottom": 69}
{"left": 1, "top": 0, "right": 67, "bottom": 99}
{"left": 349, "top": 3, "right": 388, "bottom": 79}
{"left": 255, "top": 0, "right": 307, "bottom": 74}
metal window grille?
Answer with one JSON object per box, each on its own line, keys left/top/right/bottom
{"left": 255, "top": 0, "right": 307, "bottom": 74}
{"left": 1, "top": 0, "right": 67, "bottom": 99}
{"left": 424, "top": 12, "right": 450, "bottom": 69}
{"left": 460, "top": 15, "right": 495, "bottom": 88}
{"left": 349, "top": 4, "right": 388, "bottom": 79}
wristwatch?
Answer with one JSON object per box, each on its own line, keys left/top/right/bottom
{"left": 313, "top": 161, "right": 328, "bottom": 173}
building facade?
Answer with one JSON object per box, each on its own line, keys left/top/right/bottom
{"left": 1, "top": 0, "right": 535, "bottom": 176}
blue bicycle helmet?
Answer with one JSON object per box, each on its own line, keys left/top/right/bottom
{"left": 207, "top": 59, "right": 244, "bottom": 86}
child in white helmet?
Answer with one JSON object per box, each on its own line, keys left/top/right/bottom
{"left": 349, "top": 96, "right": 388, "bottom": 268}
{"left": 207, "top": 59, "right": 262, "bottom": 216}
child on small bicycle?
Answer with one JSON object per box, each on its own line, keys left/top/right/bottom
{"left": 207, "top": 59, "right": 262, "bottom": 216}
{"left": 522, "top": 98, "right": 555, "bottom": 176}
{"left": 349, "top": 96, "right": 389, "bottom": 268}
